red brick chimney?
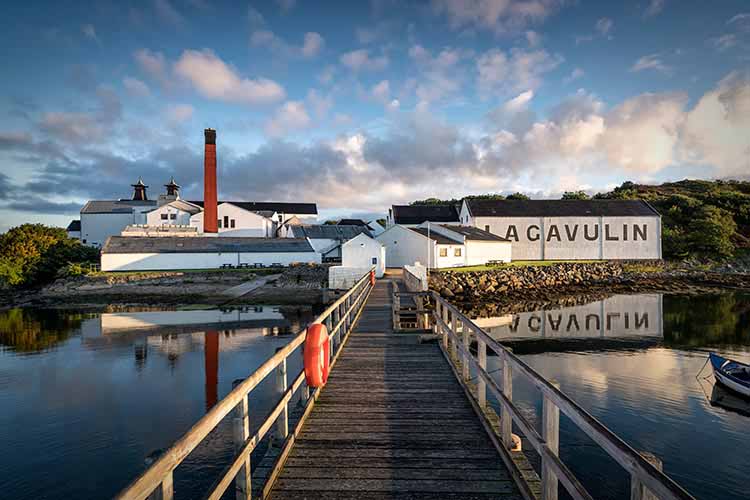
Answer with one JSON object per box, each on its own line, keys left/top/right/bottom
{"left": 203, "top": 129, "right": 218, "bottom": 233}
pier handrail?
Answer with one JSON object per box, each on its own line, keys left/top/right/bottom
{"left": 115, "top": 268, "right": 375, "bottom": 500}
{"left": 432, "top": 293, "right": 695, "bottom": 500}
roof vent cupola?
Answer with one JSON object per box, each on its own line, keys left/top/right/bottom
{"left": 165, "top": 177, "right": 180, "bottom": 197}
{"left": 131, "top": 177, "right": 149, "bottom": 201}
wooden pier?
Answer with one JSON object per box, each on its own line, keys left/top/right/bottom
{"left": 115, "top": 268, "right": 697, "bottom": 500}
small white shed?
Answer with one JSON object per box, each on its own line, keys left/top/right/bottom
{"left": 342, "top": 233, "right": 386, "bottom": 277}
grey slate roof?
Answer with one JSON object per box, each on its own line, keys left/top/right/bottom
{"left": 289, "top": 225, "right": 371, "bottom": 240}
{"left": 409, "top": 227, "right": 462, "bottom": 245}
{"left": 190, "top": 201, "right": 318, "bottom": 215}
{"left": 66, "top": 220, "right": 81, "bottom": 232}
{"left": 81, "top": 200, "right": 157, "bottom": 214}
{"left": 441, "top": 225, "right": 509, "bottom": 242}
{"left": 465, "top": 199, "right": 660, "bottom": 217}
{"left": 102, "top": 237, "right": 315, "bottom": 254}
{"left": 392, "top": 205, "right": 460, "bottom": 225}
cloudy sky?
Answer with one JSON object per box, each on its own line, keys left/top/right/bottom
{"left": 0, "top": 0, "right": 749, "bottom": 229}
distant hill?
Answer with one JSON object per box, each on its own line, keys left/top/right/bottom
{"left": 409, "top": 179, "right": 750, "bottom": 260}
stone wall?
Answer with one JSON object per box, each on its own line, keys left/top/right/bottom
{"left": 430, "top": 262, "right": 624, "bottom": 302}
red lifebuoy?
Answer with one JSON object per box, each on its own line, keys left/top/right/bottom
{"left": 304, "top": 323, "right": 330, "bottom": 388}
{"left": 370, "top": 270, "right": 376, "bottom": 285}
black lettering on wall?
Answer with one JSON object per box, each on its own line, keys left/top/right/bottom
{"left": 605, "top": 224, "right": 619, "bottom": 241}
{"left": 633, "top": 224, "right": 648, "bottom": 241}
{"left": 565, "top": 224, "right": 579, "bottom": 241}
{"left": 624, "top": 312, "right": 630, "bottom": 329}
{"left": 623, "top": 224, "right": 628, "bottom": 241}
{"left": 606, "top": 312, "right": 621, "bottom": 330}
{"left": 529, "top": 315, "right": 541, "bottom": 332}
{"left": 584, "top": 224, "right": 599, "bottom": 241}
{"left": 635, "top": 313, "right": 649, "bottom": 329}
{"left": 509, "top": 316, "right": 520, "bottom": 333}
{"left": 547, "top": 224, "right": 561, "bottom": 242}
{"left": 505, "top": 225, "right": 519, "bottom": 242}
{"left": 566, "top": 315, "right": 580, "bottom": 332}
{"left": 586, "top": 314, "right": 600, "bottom": 330}
{"left": 527, "top": 225, "right": 540, "bottom": 241}
{"left": 548, "top": 314, "right": 562, "bottom": 331}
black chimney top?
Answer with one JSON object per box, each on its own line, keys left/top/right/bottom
{"left": 164, "top": 176, "right": 180, "bottom": 196}
{"left": 131, "top": 177, "right": 149, "bottom": 201}
{"left": 204, "top": 128, "right": 216, "bottom": 145}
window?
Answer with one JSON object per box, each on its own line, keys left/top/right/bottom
{"left": 230, "top": 219, "right": 236, "bottom": 228}
{"left": 161, "top": 213, "right": 168, "bottom": 220}
{"left": 485, "top": 225, "right": 490, "bottom": 232}
{"left": 217, "top": 219, "right": 222, "bottom": 228}
{"left": 454, "top": 248, "right": 462, "bottom": 257}
{"left": 170, "top": 213, "right": 177, "bottom": 220}
{"left": 224, "top": 215, "right": 229, "bottom": 228}
{"left": 439, "top": 248, "right": 447, "bottom": 257}
{"left": 372, "top": 257, "right": 377, "bottom": 265}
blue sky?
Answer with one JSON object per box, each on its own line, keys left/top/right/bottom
{"left": 0, "top": 0, "right": 748, "bottom": 228}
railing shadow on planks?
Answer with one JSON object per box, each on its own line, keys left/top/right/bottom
{"left": 114, "top": 269, "right": 375, "bottom": 500}
{"left": 432, "top": 293, "right": 696, "bottom": 500}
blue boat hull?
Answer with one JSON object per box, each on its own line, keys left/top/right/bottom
{"left": 710, "top": 352, "right": 750, "bottom": 398}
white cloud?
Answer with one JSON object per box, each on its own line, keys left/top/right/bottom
{"left": 123, "top": 77, "right": 151, "bottom": 97}
{"left": 275, "top": 0, "right": 296, "bottom": 13}
{"left": 728, "top": 13, "right": 750, "bottom": 29}
{"left": 135, "top": 48, "right": 167, "bottom": 80}
{"left": 371, "top": 80, "right": 391, "bottom": 104}
{"left": 340, "top": 49, "right": 389, "bottom": 71}
{"left": 630, "top": 54, "right": 672, "bottom": 74}
{"left": 82, "top": 24, "right": 98, "bottom": 43}
{"left": 709, "top": 34, "right": 739, "bottom": 52}
{"left": 503, "top": 90, "right": 534, "bottom": 113}
{"left": 563, "top": 67, "right": 584, "bottom": 84}
{"left": 525, "top": 30, "right": 541, "bottom": 47}
{"left": 154, "top": 0, "right": 186, "bottom": 27}
{"left": 302, "top": 32, "right": 325, "bottom": 57}
{"left": 306, "top": 89, "right": 333, "bottom": 118}
{"left": 247, "top": 6, "right": 265, "bottom": 28}
{"left": 166, "top": 104, "right": 194, "bottom": 125}
{"left": 174, "top": 49, "right": 285, "bottom": 104}
{"left": 477, "top": 47, "right": 562, "bottom": 97}
{"left": 265, "top": 101, "right": 311, "bottom": 137}
{"left": 408, "top": 45, "right": 466, "bottom": 107}
{"left": 644, "top": 0, "right": 665, "bottom": 18}
{"left": 318, "top": 65, "right": 336, "bottom": 84}
{"left": 595, "top": 18, "right": 613, "bottom": 36}
{"left": 431, "top": 0, "right": 565, "bottom": 35}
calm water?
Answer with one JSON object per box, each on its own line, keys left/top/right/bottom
{"left": 476, "top": 292, "right": 750, "bottom": 500}
{"left": 0, "top": 306, "right": 316, "bottom": 500}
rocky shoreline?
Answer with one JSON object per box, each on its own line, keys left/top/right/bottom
{"left": 430, "top": 261, "right": 750, "bottom": 317}
{"left": 1, "top": 264, "right": 331, "bottom": 310}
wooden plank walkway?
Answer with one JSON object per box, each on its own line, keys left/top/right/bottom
{"left": 269, "top": 278, "right": 523, "bottom": 499}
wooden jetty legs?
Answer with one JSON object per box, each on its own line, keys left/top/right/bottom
{"left": 269, "top": 279, "right": 524, "bottom": 499}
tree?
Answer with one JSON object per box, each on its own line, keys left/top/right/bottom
{"left": 687, "top": 206, "right": 736, "bottom": 257}
{"left": 561, "top": 191, "right": 590, "bottom": 200}
{"left": 0, "top": 224, "right": 98, "bottom": 287}
{"left": 506, "top": 192, "right": 530, "bottom": 200}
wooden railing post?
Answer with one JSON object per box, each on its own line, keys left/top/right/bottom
{"left": 332, "top": 307, "right": 340, "bottom": 353}
{"left": 450, "top": 312, "right": 458, "bottom": 361}
{"left": 631, "top": 452, "right": 663, "bottom": 500}
{"left": 461, "top": 321, "right": 470, "bottom": 380}
{"left": 276, "top": 357, "right": 289, "bottom": 440}
{"left": 232, "top": 394, "right": 251, "bottom": 500}
{"left": 442, "top": 303, "right": 451, "bottom": 353}
{"left": 542, "top": 380, "right": 560, "bottom": 500}
{"left": 146, "top": 472, "right": 174, "bottom": 500}
{"left": 501, "top": 350, "right": 513, "bottom": 450}
{"left": 477, "top": 338, "right": 487, "bottom": 408}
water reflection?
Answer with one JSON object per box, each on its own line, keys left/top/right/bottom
{"left": 0, "top": 305, "right": 314, "bottom": 500}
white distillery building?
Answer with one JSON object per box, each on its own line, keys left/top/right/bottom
{"left": 342, "top": 233, "right": 386, "bottom": 278}
{"left": 101, "top": 237, "right": 321, "bottom": 272}
{"left": 71, "top": 178, "right": 318, "bottom": 247}
{"left": 282, "top": 225, "right": 372, "bottom": 261}
{"left": 459, "top": 199, "right": 662, "bottom": 260}
{"left": 376, "top": 223, "right": 511, "bottom": 269}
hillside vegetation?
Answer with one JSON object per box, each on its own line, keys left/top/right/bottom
{"left": 411, "top": 179, "right": 750, "bottom": 260}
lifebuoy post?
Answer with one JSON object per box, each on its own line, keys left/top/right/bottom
{"left": 304, "top": 323, "right": 330, "bottom": 388}
{"left": 370, "top": 269, "right": 376, "bottom": 285}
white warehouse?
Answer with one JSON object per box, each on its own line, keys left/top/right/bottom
{"left": 459, "top": 199, "right": 662, "bottom": 260}
{"left": 376, "top": 223, "right": 511, "bottom": 269}
{"left": 101, "top": 237, "right": 321, "bottom": 272}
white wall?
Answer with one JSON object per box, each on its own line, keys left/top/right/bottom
{"left": 146, "top": 204, "right": 193, "bottom": 226}
{"left": 376, "top": 225, "right": 433, "bottom": 268}
{"left": 342, "top": 233, "right": 385, "bottom": 277}
{"left": 467, "top": 214, "right": 660, "bottom": 260}
{"left": 328, "top": 266, "right": 370, "bottom": 290}
{"left": 190, "top": 203, "right": 276, "bottom": 237}
{"left": 465, "top": 241, "right": 512, "bottom": 265}
{"left": 81, "top": 212, "right": 136, "bottom": 248}
{"left": 434, "top": 243, "right": 465, "bottom": 268}
{"left": 101, "top": 251, "right": 320, "bottom": 271}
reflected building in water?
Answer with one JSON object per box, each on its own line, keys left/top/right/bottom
{"left": 474, "top": 294, "right": 663, "bottom": 343}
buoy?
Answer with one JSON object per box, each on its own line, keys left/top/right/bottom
{"left": 370, "top": 270, "right": 376, "bottom": 285}
{"left": 304, "top": 323, "right": 330, "bottom": 388}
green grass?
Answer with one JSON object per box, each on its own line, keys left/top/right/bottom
{"left": 437, "top": 260, "right": 600, "bottom": 272}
